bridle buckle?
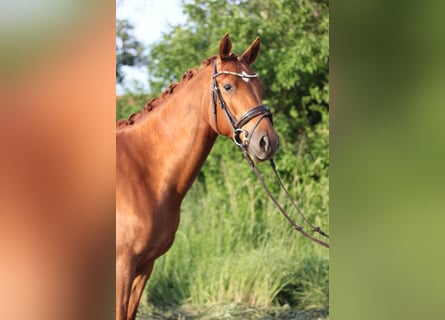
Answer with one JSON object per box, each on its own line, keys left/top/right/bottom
{"left": 233, "top": 128, "right": 249, "bottom": 147}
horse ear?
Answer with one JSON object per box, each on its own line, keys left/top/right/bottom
{"left": 240, "top": 37, "right": 261, "bottom": 65}
{"left": 219, "top": 33, "right": 232, "bottom": 61}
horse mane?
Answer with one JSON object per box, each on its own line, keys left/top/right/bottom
{"left": 116, "top": 56, "right": 217, "bottom": 129}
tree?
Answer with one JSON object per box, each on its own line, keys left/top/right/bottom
{"left": 116, "top": 19, "right": 147, "bottom": 84}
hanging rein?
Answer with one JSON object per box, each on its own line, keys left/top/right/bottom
{"left": 211, "top": 60, "right": 329, "bottom": 249}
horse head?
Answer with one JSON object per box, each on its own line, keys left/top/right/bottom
{"left": 210, "top": 33, "right": 280, "bottom": 162}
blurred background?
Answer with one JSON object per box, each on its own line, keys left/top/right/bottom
{"left": 0, "top": 1, "right": 115, "bottom": 319}
{"left": 116, "top": 0, "right": 329, "bottom": 319}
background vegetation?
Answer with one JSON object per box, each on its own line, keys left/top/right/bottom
{"left": 117, "top": 0, "right": 329, "bottom": 318}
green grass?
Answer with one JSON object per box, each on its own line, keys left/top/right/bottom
{"left": 137, "top": 304, "right": 328, "bottom": 319}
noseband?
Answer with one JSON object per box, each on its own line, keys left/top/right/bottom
{"left": 211, "top": 60, "right": 273, "bottom": 147}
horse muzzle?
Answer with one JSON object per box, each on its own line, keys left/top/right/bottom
{"left": 247, "top": 130, "right": 280, "bottom": 161}
{"left": 232, "top": 105, "right": 279, "bottom": 162}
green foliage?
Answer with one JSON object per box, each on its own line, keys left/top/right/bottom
{"left": 116, "top": 84, "right": 153, "bottom": 121}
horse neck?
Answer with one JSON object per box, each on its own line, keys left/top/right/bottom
{"left": 128, "top": 68, "right": 218, "bottom": 201}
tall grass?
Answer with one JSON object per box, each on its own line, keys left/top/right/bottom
{"left": 141, "top": 111, "right": 329, "bottom": 316}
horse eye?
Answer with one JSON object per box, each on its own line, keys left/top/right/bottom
{"left": 223, "top": 84, "right": 233, "bottom": 92}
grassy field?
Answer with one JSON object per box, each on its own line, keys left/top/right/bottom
{"left": 137, "top": 304, "right": 328, "bottom": 319}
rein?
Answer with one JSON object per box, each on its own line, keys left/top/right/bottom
{"left": 242, "top": 149, "right": 330, "bottom": 249}
{"left": 211, "top": 59, "right": 329, "bottom": 249}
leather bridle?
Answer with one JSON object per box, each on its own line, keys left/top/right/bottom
{"left": 210, "top": 58, "right": 330, "bottom": 249}
{"left": 211, "top": 59, "right": 273, "bottom": 148}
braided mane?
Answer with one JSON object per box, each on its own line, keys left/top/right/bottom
{"left": 117, "top": 56, "right": 217, "bottom": 129}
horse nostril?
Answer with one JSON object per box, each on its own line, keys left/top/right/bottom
{"left": 259, "top": 135, "right": 269, "bottom": 152}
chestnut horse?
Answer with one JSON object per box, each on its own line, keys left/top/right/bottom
{"left": 116, "top": 33, "right": 279, "bottom": 320}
